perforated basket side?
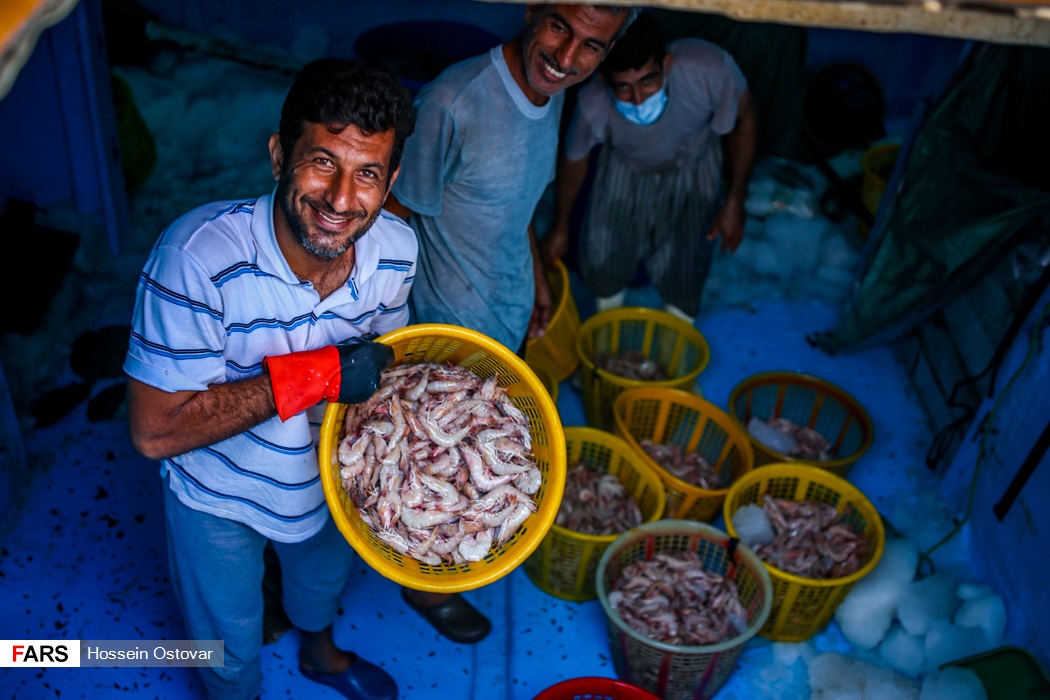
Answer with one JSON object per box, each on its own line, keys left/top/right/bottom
{"left": 319, "top": 324, "right": 566, "bottom": 593}
{"left": 525, "top": 260, "right": 582, "bottom": 383}
{"left": 613, "top": 388, "right": 753, "bottom": 522}
{"left": 596, "top": 521, "right": 772, "bottom": 700}
{"left": 524, "top": 427, "right": 666, "bottom": 601}
{"left": 722, "top": 463, "right": 885, "bottom": 641}
{"left": 575, "top": 308, "right": 711, "bottom": 431}
{"left": 727, "top": 371, "right": 874, "bottom": 477}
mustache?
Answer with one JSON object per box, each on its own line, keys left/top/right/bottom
{"left": 540, "top": 52, "right": 579, "bottom": 77}
{"left": 305, "top": 196, "right": 367, "bottom": 222}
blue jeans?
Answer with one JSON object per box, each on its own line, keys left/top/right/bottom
{"left": 163, "top": 481, "right": 355, "bottom": 700}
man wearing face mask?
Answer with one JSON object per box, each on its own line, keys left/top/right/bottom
{"left": 541, "top": 12, "right": 758, "bottom": 323}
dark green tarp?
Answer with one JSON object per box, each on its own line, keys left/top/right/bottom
{"left": 812, "top": 43, "right": 1050, "bottom": 354}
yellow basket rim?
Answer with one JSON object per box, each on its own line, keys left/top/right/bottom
{"left": 318, "top": 323, "right": 566, "bottom": 593}
{"left": 545, "top": 426, "right": 667, "bottom": 544}
{"left": 575, "top": 306, "right": 712, "bottom": 382}
{"left": 722, "top": 462, "right": 885, "bottom": 588}
{"left": 525, "top": 258, "right": 573, "bottom": 352}
{"left": 614, "top": 386, "right": 755, "bottom": 496}
{"left": 727, "top": 370, "right": 875, "bottom": 471}
{"left": 595, "top": 520, "right": 774, "bottom": 654}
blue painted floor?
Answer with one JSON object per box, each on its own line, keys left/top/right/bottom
{"left": 1, "top": 293, "right": 971, "bottom": 699}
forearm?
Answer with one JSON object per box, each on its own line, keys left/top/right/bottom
{"left": 552, "top": 155, "right": 590, "bottom": 229}
{"left": 724, "top": 91, "right": 759, "bottom": 206}
{"left": 128, "top": 374, "right": 276, "bottom": 461}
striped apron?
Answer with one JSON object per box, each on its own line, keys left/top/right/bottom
{"left": 578, "top": 128, "right": 723, "bottom": 317}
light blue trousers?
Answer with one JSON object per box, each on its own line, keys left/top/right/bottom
{"left": 163, "top": 481, "right": 355, "bottom": 700}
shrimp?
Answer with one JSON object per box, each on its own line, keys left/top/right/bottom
{"left": 458, "top": 528, "right": 494, "bottom": 562}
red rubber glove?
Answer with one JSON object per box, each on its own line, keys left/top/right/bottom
{"left": 263, "top": 336, "right": 394, "bottom": 421}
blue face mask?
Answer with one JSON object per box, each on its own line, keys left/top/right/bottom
{"left": 614, "top": 85, "right": 668, "bottom": 125}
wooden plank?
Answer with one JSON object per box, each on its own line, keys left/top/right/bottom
{"left": 503, "top": 0, "right": 1050, "bottom": 45}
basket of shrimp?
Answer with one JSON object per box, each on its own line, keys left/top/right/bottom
{"left": 596, "top": 520, "right": 773, "bottom": 700}
{"left": 612, "top": 387, "right": 754, "bottom": 523}
{"left": 533, "top": 364, "right": 560, "bottom": 407}
{"left": 318, "top": 323, "right": 566, "bottom": 593}
{"left": 723, "top": 463, "right": 885, "bottom": 642}
{"left": 524, "top": 427, "right": 666, "bottom": 602}
{"left": 526, "top": 259, "right": 582, "bottom": 383}
{"left": 534, "top": 677, "right": 661, "bottom": 700}
{"left": 727, "top": 371, "right": 874, "bottom": 477}
{"left": 575, "top": 307, "right": 711, "bottom": 432}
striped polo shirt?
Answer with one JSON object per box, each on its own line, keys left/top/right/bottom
{"left": 123, "top": 191, "right": 417, "bottom": 542}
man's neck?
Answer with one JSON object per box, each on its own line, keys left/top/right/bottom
{"left": 502, "top": 39, "right": 549, "bottom": 107}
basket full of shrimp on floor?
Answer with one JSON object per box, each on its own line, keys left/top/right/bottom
{"left": 723, "top": 463, "right": 885, "bottom": 642}
{"left": 524, "top": 427, "right": 666, "bottom": 602}
{"left": 613, "top": 387, "right": 754, "bottom": 523}
{"left": 575, "top": 307, "right": 711, "bottom": 431}
{"left": 318, "top": 324, "right": 566, "bottom": 593}
{"left": 728, "top": 371, "right": 874, "bottom": 477}
{"left": 596, "top": 520, "right": 773, "bottom": 700}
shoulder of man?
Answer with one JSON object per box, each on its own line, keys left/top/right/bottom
{"left": 415, "top": 50, "right": 498, "bottom": 109}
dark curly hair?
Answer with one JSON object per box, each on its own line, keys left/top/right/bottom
{"left": 600, "top": 11, "right": 666, "bottom": 79}
{"left": 278, "top": 59, "right": 417, "bottom": 183}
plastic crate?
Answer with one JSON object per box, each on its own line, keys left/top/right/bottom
{"left": 596, "top": 520, "right": 773, "bottom": 700}
{"left": 723, "top": 463, "right": 885, "bottom": 641}
{"left": 526, "top": 259, "right": 582, "bottom": 383}
{"left": 943, "top": 646, "right": 1050, "bottom": 700}
{"left": 318, "top": 323, "right": 566, "bottom": 593}
{"left": 727, "top": 371, "right": 874, "bottom": 477}
{"left": 576, "top": 307, "right": 710, "bottom": 431}
{"left": 613, "top": 387, "right": 753, "bottom": 523}
{"left": 524, "top": 427, "right": 666, "bottom": 601}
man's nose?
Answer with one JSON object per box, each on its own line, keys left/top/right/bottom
{"left": 327, "top": 170, "right": 355, "bottom": 211}
{"left": 629, "top": 86, "right": 645, "bottom": 105}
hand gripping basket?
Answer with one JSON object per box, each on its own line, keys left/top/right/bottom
{"left": 723, "top": 463, "right": 885, "bottom": 642}
{"left": 727, "top": 371, "right": 874, "bottom": 477}
{"left": 534, "top": 677, "right": 661, "bottom": 700}
{"left": 613, "top": 387, "right": 753, "bottom": 523}
{"left": 575, "top": 307, "right": 711, "bottom": 431}
{"left": 524, "top": 427, "right": 666, "bottom": 601}
{"left": 526, "top": 259, "right": 582, "bottom": 383}
{"left": 596, "top": 521, "right": 773, "bottom": 700}
{"left": 318, "top": 323, "right": 566, "bottom": 593}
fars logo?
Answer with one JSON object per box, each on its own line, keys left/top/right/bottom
{"left": 1, "top": 641, "right": 81, "bottom": 667}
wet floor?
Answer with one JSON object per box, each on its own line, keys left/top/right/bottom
{"left": 1, "top": 293, "right": 965, "bottom": 700}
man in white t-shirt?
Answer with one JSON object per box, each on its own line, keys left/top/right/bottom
{"left": 384, "top": 3, "right": 638, "bottom": 644}
{"left": 125, "top": 59, "right": 417, "bottom": 700}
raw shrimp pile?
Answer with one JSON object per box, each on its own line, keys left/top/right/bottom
{"left": 594, "top": 350, "right": 669, "bottom": 381}
{"left": 337, "top": 361, "right": 541, "bottom": 566}
{"left": 765, "top": 417, "right": 832, "bottom": 461}
{"left": 640, "top": 439, "right": 726, "bottom": 489}
{"left": 752, "top": 494, "right": 870, "bottom": 579}
{"left": 555, "top": 463, "right": 643, "bottom": 535}
{"left": 607, "top": 550, "right": 749, "bottom": 647}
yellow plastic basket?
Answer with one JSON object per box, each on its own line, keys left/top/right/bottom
{"left": 613, "top": 387, "right": 753, "bottom": 523}
{"left": 722, "top": 463, "right": 885, "bottom": 642}
{"left": 596, "top": 520, "right": 773, "bottom": 700}
{"left": 532, "top": 364, "right": 560, "bottom": 407}
{"left": 524, "top": 427, "right": 666, "bottom": 602}
{"left": 576, "top": 307, "right": 711, "bottom": 431}
{"left": 318, "top": 323, "right": 566, "bottom": 593}
{"left": 727, "top": 371, "right": 874, "bottom": 477}
{"left": 526, "top": 259, "right": 581, "bottom": 383}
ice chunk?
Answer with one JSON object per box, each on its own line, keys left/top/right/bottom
{"left": 956, "top": 582, "right": 994, "bottom": 601}
{"left": 898, "top": 572, "right": 959, "bottom": 636}
{"left": 835, "top": 537, "right": 919, "bottom": 650}
{"left": 954, "top": 593, "right": 1006, "bottom": 648}
{"left": 732, "top": 503, "right": 776, "bottom": 547}
{"left": 923, "top": 619, "right": 993, "bottom": 673}
{"left": 919, "top": 667, "right": 989, "bottom": 700}
{"left": 809, "top": 651, "right": 920, "bottom": 700}
{"left": 747, "top": 416, "right": 799, "bottom": 456}
{"left": 879, "top": 623, "right": 927, "bottom": 677}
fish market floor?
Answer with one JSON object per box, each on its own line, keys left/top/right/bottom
{"left": 1, "top": 298, "right": 962, "bottom": 699}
